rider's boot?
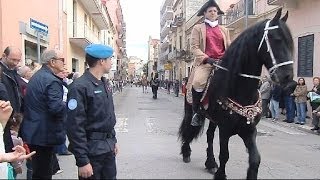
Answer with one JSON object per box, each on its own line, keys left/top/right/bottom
{"left": 191, "top": 88, "right": 205, "bottom": 126}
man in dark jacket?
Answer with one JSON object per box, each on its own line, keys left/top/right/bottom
{"left": 21, "top": 49, "right": 66, "bottom": 179}
{"left": 0, "top": 46, "right": 23, "bottom": 175}
{"left": 151, "top": 74, "right": 160, "bottom": 99}
{"left": 282, "top": 79, "right": 297, "bottom": 123}
{"left": 0, "top": 46, "right": 23, "bottom": 113}
{"left": 66, "top": 44, "right": 118, "bottom": 179}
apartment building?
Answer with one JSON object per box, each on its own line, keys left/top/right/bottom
{"left": 128, "top": 56, "right": 144, "bottom": 81}
{"left": 0, "top": 0, "right": 68, "bottom": 65}
{"left": 106, "top": 0, "right": 127, "bottom": 80}
{"left": 147, "top": 37, "right": 160, "bottom": 80}
{"left": 66, "top": 0, "right": 114, "bottom": 73}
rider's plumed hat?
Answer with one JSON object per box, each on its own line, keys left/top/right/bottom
{"left": 197, "top": 0, "right": 224, "bottom": 16}
{"left": 85, "top": 44, "right": 114, "bottom": 59}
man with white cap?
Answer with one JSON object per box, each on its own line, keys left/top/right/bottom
{"left": 66, "top": 44, "right": 118, "bottom": 179}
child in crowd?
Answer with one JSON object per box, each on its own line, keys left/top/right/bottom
{"left": 10, "top": 113, "right": 24, "bottom": 178}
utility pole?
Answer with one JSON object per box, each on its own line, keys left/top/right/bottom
{"left": 245, "top": 0, "right": 249, "bottom": 29}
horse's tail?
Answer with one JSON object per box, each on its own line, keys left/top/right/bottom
{"left": 178, "top": 95, "right": 205, "bottom": 144}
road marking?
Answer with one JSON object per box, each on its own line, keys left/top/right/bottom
{"left": 115, "top": 115, "right": 128, "bottom": 133}
{"left": 259, "top": 121, "right": 306, "bottom": 135}
{"left": 145, "top": 117, "right": 156, "bottom": 133}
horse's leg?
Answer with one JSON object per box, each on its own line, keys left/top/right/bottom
{"left": 181, "top": 141, "right": 191, "bottom": 163}
{"left": 239, "top": 129, "right": 260, "bottom": 179}
{"left": 205, "top": 121, "right": 218, "bottom": 174}
{"left": 214, "top": 130, "right": 230, "bottom": 180}
{"left": 179, "top": 96, "right": 204, "bottom": 163}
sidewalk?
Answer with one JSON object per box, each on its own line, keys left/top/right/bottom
{"left": 262, "top": 114, "right": 318, "bottom": 135}
{"left": 159, "top": 87, "right": 318, "bottom": 135}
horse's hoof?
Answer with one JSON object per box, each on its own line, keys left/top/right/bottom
{"left": 214, "top": 174, "right": 227, "bottom": 180}
{"left": 206, "top": 167, "right": 216, "bottom": 174}
{"left": 183, "top": 156, "right": 191, "bottom": 163}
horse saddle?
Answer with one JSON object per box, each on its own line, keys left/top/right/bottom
{"left": 186, "top": 70, "right": 214, "bottom": 110}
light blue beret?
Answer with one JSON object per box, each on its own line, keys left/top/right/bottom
{"left": 85, "top": 44, "right": 114, "bottom": 59}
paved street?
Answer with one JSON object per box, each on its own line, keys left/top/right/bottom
{"left": 18, "top": 85, "right": 320, "bottom": 179}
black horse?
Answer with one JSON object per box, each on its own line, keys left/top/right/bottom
{"left": 178, "top": 8, "right": 294, "bottom": 179}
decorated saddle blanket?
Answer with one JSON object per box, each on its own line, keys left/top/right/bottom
{"left": 186, "top": 71, "right": 214, "bottom": 110}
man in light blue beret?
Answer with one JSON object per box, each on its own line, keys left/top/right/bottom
{"left": 66, "top": 44, "right": 119, "bottom": 179}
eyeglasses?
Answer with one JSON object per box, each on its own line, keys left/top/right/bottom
{"left": 53, "top": 58, "right": 65, "bottom": 63}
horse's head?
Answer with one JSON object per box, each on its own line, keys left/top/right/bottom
{"left": 258, "top": 8, "right": 294, "bottom": 85}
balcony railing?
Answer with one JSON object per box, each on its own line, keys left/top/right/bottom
{"left": 159, "top": 49, "right": 169, "bottom": 62}
{"left": 224, "top": 0, "right": 254, "bottom": 25}
{"left": 168, "top": 49, "right": 185, "bottom": 60}
{"left": 161, "top": 6, "right": 174, "bottom": 25}
{"left": 218, "top": 15, "right": 227, "bottom": 25}
{"left": 78, "top": 0, "right": 108, "bottom": 29}
{"left": 172, "top": 14, "right": 184, "bottom": 27}
{"left": 161, "top": 20, "right": 172, "bottom": 38}
{"left": 267, "top": 0, "right": 281, "bottom": 5}
{"left": 70, "top": 22, "right": 101, "bottom": 43}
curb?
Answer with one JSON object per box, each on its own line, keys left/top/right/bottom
{"left": 261, "top": 118, "right": 319, "bottom": 135}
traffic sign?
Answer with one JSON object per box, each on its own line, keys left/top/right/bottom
{"left": 30, "top": 18, "right": 48, "bottom": 34}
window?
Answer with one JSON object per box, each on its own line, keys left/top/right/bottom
{"left": 84, "top": 14, "right": 88, "bottom": 25}
{"left": 179, "top": 36, "right": 182, "bottom": 50}
{"left": 298, "top": 34, "right": 314, "bottom": 77}
{"left": 72, "top": 58, "right": 79, "bottom": 72}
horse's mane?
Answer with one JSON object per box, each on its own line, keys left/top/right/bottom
{"left": 210, "top": 19, "right": 293, "bottom": 102}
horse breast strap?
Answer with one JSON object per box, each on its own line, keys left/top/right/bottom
{"left": 218, "top": 92, "right": 262, "bottom": 125}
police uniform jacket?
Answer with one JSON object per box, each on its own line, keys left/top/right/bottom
{"left": 66, "top": 70, "right": 117, "bottom": 167}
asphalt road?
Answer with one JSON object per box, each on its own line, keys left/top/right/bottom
{"left": 18, "top": 85, "right": 320, "bottom": 179}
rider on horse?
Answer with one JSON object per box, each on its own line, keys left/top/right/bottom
{"left": 186, "top": 0, "right": 231, "bottom": 126}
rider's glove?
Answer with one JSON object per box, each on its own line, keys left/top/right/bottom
{"left": 203, "top": 58, "right": 216, "bottom": 65}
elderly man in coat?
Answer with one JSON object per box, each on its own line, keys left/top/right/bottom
{"left": 186, "top": 0, "right": 231, "bottom": 126}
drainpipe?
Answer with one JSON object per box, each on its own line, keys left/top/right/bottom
{"left": 58, "top": 0, "right": 63, "bottom": 50}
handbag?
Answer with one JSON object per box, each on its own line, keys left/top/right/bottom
{"left": 308, "top": 92, "right": 320, "bottom": 103}
{"left": 7, "top": 163, "right": 15, "bottom": 180}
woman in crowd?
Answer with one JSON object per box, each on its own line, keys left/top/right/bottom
{"left": 292, "top": 78, "right": 308, "bottom": 125}
{"left": 309, "top": 77, "right": 320, "bottom": 131}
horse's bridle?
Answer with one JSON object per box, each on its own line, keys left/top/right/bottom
{"left": 257, "top": 20, "right": 293, "bottom": 75}
{"left": 211, "top": 20, "right": 293, "bottom": 80}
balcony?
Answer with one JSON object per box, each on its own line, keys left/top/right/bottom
{"left": 161, "top": 35, "right": 169, "bottom": 50}
{"left": 116, "top": 24, "right": 123, "bottom": 34}
{"left": 161, "top": 20, "right": 172, "bottom": 38}
{"left": 116, "top": 8, "right": 123, "bottom": 21}
{"left": 78, "top": 0, "right": 108, "bottom": 29}
{"left": 182, "top": 50, "right": 193, "bottom": 62}
{"left": 160, "top": 0, "right": 174, "bottom": 14}
{"left": 267, "top": 0, "right": 282, "bottom": 5}
{"left": 69, "top": 22, "right": 101, "bottom": 49}
{"left": 168, "top": 49, "right": 185, "bottom": 61}
{"left": 173, "top": 14, "right": 184, "bottom": 27}
{"left": 170, "top": 22, "right": 177, "bottom": 32}
{"left": 122, "top": 22, "right": 126, "bottom": 32}
{"left": 116, "top": 38, "right": 124, "bottom": 48}
{"left": 218, "top": 15, "right": 228, "bottom": 26}
{"left": 160, "top": 6, "right": 174, "bottom": 26}
{"left": 159, "top": 49, "right": 169, "bottom": 62}
{"left": 224, "top": 0, "right": 258, "bottom": 29}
